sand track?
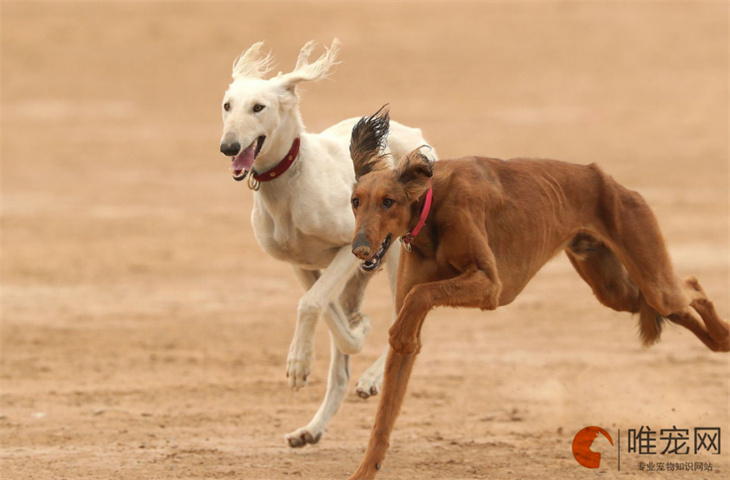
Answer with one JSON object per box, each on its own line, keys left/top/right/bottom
{"left": 2, "top": 3, "right": 728, "bottom": 479}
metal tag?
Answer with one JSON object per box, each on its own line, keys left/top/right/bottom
{"left": 248, "top": 172, "right": 260, "bottom": 191}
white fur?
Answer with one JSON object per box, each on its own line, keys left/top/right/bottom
{"left": 220, "top": 40, "right": 437, "bottom": 447}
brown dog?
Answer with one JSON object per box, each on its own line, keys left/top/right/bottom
{"left": 345, "top": 107, "right": 729, "bottom": 480}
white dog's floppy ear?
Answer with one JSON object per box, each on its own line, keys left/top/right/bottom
{"left": 232, "top": 42, "right": 274, "bottom": 80}
{"left": 277, "top": 38, "right": 341, "bottom": 93}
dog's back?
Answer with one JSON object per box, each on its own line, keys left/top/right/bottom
{"left": 430, "top": 156, "right": 682, "bottom": 342}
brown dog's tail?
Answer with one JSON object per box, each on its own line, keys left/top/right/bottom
{"left": 638, "top": 297, "right": 664, "bottom": 347}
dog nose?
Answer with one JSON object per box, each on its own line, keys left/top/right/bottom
{"left": 220, "top": 141, "right": 241, "bottom": 156}
{"left": 353, "top": 245, "right": 372, "bottom": 259}
{"left": 352, "top": 233, "right": 372, "bottom": 259}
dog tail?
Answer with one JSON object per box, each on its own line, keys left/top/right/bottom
{"left": 638, "top": 298, "right": 664, "bottom": 347}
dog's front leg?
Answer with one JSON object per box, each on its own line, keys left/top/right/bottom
{"left": 389, "top": 268, "right": 501, "bottom": 355}
{"left": 287, "top": 246, "right": 368, "bottom": 390}
{"left": 350, "top": 269, "right": 502, "bottom": 478}
{"left": 286, "top": 330, "right": 350, "bottom": 447}
{"left": 355, "top": 245, "right": 399, "bottom": 399}
{"left": 348, "top": 348, "right": 418, "bottom": 480}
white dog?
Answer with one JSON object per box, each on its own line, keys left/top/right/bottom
{"left": 219, "top": 39, "right": 436, "bottom": 447}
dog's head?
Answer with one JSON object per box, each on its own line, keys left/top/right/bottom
{"left": 220, "top": 40, "right": 340, "bottom": 181}
{"left": 349, "top": 106, "right": 434, "bottom": 271}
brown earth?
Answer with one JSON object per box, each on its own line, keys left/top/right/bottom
{"left": 1, "top": 2, "right": 728, "bottom": 479}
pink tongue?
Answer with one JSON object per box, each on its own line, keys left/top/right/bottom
{"left": 232, "top": 144, "right": 255, "bottom": 172}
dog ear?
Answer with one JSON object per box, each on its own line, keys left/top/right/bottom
{"left": 396, "top": 147, "right": 434, "bottom": 200}
{"left": 232, "top": 42, "right": 274, "bottom": 80}
{"left": 350, "top": 105, "right": 391, "bottom": 181}
{"left": 276, "top": 39, "right": 341, "bottom": 94}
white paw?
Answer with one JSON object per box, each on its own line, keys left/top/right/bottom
{"left": 285, "top": 425, "right": 324, "bottom": 448}
{"left": 355, "top": 364, "right": 383, "bottom": 399}
{"left": 286, "top": 339, "right": 313, "bottom": 391}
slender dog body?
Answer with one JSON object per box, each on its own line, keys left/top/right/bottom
{"left": 346, "top": 109, "right": 729, "bottom": 480}
{"left": 396, "top": 157, "right": 684, "bottom": 311}
{"left": 219, "top": 42, "right": 437, "bottom": 447}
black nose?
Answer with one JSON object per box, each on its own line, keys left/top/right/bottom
{"left": 352, "top": 233, "right": 372, "bottom": 259}
{"left": 220, "top": 141, "right": 241, "bottom": 156}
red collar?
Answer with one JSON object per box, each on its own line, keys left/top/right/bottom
{"left": 252, "top": 137, "right": 300, "bottom": 183}
{"left": 401, "top": 184, "right": 433, "bottom": 251}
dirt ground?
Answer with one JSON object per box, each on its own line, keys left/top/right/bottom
{"left": 1, "top": 2, "right": 728, "bottom": 479}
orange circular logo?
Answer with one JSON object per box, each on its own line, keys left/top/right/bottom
{"left": 572, "top": 426, "right": 614, "bottom": 468}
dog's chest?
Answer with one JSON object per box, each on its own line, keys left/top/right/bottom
{"left": 251, "top": 197, "right": 350, "bottom": 269}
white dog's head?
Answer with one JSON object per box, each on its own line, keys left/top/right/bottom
{"left": 220, "top": 40, "right": 340, "bottom": 181}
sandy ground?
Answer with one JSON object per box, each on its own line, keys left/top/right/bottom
{"left": 1, "top": 2, "right": 729, "bottom": 479}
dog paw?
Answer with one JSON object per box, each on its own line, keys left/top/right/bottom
{"left": 348, "top": 462, "right": 381, "bottom": 480}
{"left": 286, "top": 341, "right": 313, "bottom": 391}
{"left": 715, "top": 335, "right": 730, "bottom": 352}
{"left": 355, "top": 365, "right": 383, "bottom": 399}
{"left": 285, "top": 426, "right": 323, "bottom": 448}
{"left": 691, "top": 298, "right": 730, "bottom": 352}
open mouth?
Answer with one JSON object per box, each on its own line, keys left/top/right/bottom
{"left": 361, "top": 234, "right": 392, "bottom": 272}
{"left": 230, "top": 135, "right": 266, "bottom": 181}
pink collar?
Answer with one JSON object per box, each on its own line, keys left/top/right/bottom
{"left": 401, "top": 185, "right": 433, "bottom": 251}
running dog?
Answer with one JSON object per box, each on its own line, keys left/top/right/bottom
{"left": 218, "top": 41, "right": 436, "bottom": 447}
{"left": 345, "top": 107, "right": 729, "bottom": 479}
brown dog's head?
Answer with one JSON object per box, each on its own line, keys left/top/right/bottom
{"left": 349, "top": 106, "right": 434, "bottom": 271}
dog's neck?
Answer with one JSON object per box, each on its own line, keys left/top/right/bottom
{"left": 254, "top": 109, "right": 305, "bottom": 174}
{"left": 404, "top": 186, "right": 438, "bottom": 258}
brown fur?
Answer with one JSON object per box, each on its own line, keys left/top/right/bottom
{"left": 349, "top": 105, "right": 392, "bottom": 180}
{"left": 345, "top": 110, "right": 730, "bottom": 480}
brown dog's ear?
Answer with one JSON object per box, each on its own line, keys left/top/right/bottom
{"left": 396, "top": 147, "right": 434, "bottom": 200}
{"left": 350, "top": 105, "right": 390, "bottom": 181}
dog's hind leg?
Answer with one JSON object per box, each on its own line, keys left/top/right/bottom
{"left": 355, "top": 246, "right": 399, "bottom": 399}
{"left": 356, "top": 350, "right": 387, "bottom": 399}
{"left": 566, "top": 235, "right": 664, "bottom": 346}
{"left": 570, "top": 233, "right": 730, "bottom": 351}
{"left": 567, "top": 234, "right": 642, "bottom": 313}
{"left": 667, "top": 277, "right": 730, "bottom": 352}
{"left": 337, "top": 267, "right": 385, "bottom": 399}
{"left": 338, "top": 268, "right": 371, "bottom": 321}
{"left": 586, "top": 167, "right": 729, "bottom": 350}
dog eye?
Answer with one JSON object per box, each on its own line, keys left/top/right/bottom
{"left": 382, "top": 198, "right": 394, "bottom": 208}
{"left": 351, "top": 198, "right": 359, "bottom": 209}
{"left": 223, "top": 102, "right": 231, "bottom": 112}
{"left": 253, "top": 104, "right": 265, "bottom": 113}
